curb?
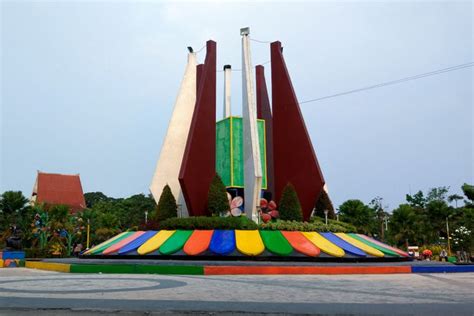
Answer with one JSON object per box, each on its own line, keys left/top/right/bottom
{"left": 411, "top": 265, "right": 474, "bottom": 273}
{"left": 23, "top": 260, "right": 474, "bottom": 275}
{"left": 25, "top": 261, "right": 70, "bottom": 273}
{"left": 203, "top": 265, "right": 411, "bottom": 275}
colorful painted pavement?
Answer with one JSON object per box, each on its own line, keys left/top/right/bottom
{"left": 83, "top": 230, "right": 409, "bottom": 260}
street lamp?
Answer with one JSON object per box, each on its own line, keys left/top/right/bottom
{"left": 86, "top": 218, "right": 90, "bottom": 250}
{"left": 446, "top": 216, "right": 451, "bottom": 256}
{"left": 255, "top": 205, "right": 261, "bottom": 224}
{"left": 145, "top": 211, "right": 148, "bottom": 225}
{"left": 324, "top": 209, "right": 329, "bottom": 225}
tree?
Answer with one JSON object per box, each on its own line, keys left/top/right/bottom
{"left": 426, "top": 186, "right": 450, "bottom": 202}
{"left": 84, "top": 192, "right": 113, "bottom": 208}
{"left": 338, "top": 199, "right": 376, "bottom": 235}
{"left": 370, "top": 196, "right": 389, "bottom": 241}
{"left": 207, "top": 174, "right": 229, "bottom": 216}
{"left": 155, "top": 185, "right": 178, "bottom": 221}
{"left": 406, "top": 191, "right": 426, "bottom": 208}
{"left": 313, "top": 190, "right": 335, "bottom": 219}
{"left": 461, "top": 183, "right": 474, "bottom": 206}
{"left": 87, "top": 192, "right": 156, "bottom": 230}
{"left": 0, "top": 191, "right": 30, "bottom": 235}
{"left": 0, "top": 191, "right": 29, "bottom": 218}
{"left": 425, "top": 199, "right": 451, "bottom": 242}
{"left": 389, "top": 204, "right": 419, "bottom": 248}
{"left": 448, "top": 194, "right": 464, "bottom": 208}
{"left": 279, "top": 183, "right": 303, "bottom": 221}
{"left": 119, "top": 194, "right": 156, "bottom": 228}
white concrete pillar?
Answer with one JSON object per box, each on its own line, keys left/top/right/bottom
{"left": 223, "top": 65, "right": 232, "bottom": 118}
{"left": 150, "top": 51, "right": 197, "bottom": 217}
{"left": 241, "top": 27, "right": 263, "bottom": 223}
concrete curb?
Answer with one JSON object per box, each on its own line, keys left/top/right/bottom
{"left": 24, "top": 260, "right": 474, "bottom": 275}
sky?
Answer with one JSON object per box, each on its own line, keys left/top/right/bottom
{"left": 1, "top": 1, "right": 472, "bottom": 211}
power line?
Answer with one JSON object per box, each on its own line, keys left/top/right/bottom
{"left": 250, "top": 38, "right": 272, "bottom": 44}
{"left": 216, "top": 61, "right": 270, "bottom": 73}
{"left": 299, "top": 62, "right": 474, "bottom": 104}
{"left": 194, "top": 44, "right": 206, "bottom": 54}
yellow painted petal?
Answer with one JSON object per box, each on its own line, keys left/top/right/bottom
{"left": 235, "top": 230, "right": 265, "bottom": 256}
{"left": 302, "top": 232, "right": 345, "bottom": 257}
{"left": 137, "top": 230, "right": 176, "bottom": 255}
{"left": 335, "top": 233, "right": 384, "bottom": 257}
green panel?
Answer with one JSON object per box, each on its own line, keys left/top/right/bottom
{"left": 70, "top": 264, "right": 204, "bottom": 275}
{"left": 215, "top": 116, "right": 267, "bottom": 190}
{"left": 348, "top": 234, "right": 400, "bottom": 257}
{"left": 258, "top": 120, "right": 267, "bottom": 189}
{"left": 232, "top": 118, "right": 244, "bottom": 187}
{"left": 216, "top": 118, "right": 231, "bottom": 186}
{"left": 260, "top": 230, "right": 293, "bottom": 256}
{"left": 159, "top": 230, "right": 193, "bottom": 255}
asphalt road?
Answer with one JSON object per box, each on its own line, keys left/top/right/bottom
{"left": 0, "top": 268, "right": 473, "bottom": 315}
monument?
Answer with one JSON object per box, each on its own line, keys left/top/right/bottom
{"left": 82, "top": 28, "right": 409, "bottom": 262}
{"left": 150, "top": 28, "right": 324, "bottom": 222}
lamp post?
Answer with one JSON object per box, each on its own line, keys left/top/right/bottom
{"left": 446, "top": 216, "right": 451, "bottom": 256}
{"left": 324, "top": 209, "right": 329, "bottom": 225}
{"left": 86, "top": 218, "right": 90, "bottom": 250}
{"left": 145, "top": 211, "right": 148, "bottom": 225}
{"left": 256, "top": 205, "right": 261, "bottom": 224}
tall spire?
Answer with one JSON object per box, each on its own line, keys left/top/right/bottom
{"left": 241, "top": 27, "right": 262, "bottom": 222}
{"left": 150, "top": 51, "right": 197, "bottom": 217}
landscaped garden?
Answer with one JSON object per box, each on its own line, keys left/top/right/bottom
{"left": 1, "top": 177, "right": 473, "bottom": 260}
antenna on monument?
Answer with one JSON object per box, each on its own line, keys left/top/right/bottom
{"left": 223, "top": 65, "right": 232, "bottom": 118}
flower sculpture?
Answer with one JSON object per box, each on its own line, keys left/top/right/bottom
{"left": 259, "top": 198, "right": 279, "bottom": 223}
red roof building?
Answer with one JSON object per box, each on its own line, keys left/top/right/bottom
{"left": 31, "top": 171, "right": 86, "bottom": 213}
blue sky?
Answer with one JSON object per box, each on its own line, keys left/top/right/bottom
{"left": 1, "top": 1, "right": 472, "bottom": 210}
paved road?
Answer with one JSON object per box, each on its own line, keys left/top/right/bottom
{"left": 0, "top": 268, "right": 473, "bottom": 315}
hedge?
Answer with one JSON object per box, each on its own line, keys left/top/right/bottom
{"left": 158, "top": 216, "right": 258, "bottom": 230}
{"left": 260, "top": 219, "right": 355, "bottom": 233}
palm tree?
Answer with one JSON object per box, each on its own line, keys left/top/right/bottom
{"left": 389, "top": 204, "right": 418, "bottom": 248}
{"left": 0, "top": 191, "right": 29, "bottom": 228}
{"left": 448, "top": 194, "right": 463, "bottom": 208}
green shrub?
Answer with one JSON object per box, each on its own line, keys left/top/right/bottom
{"left": 207, "top": 174, "right": 230, "bottom": 216}
{"left": 159, "top": 216, "right": 257, "bottom": 230}
{"left": 310, "top": 217, "right": 356, "bottom": 232}
{"left": 259, "top": 219, "right": 352, "bottom": 232}
{"left": 154, "top": 185, "right": 177, "bottom": 222}
{"left": 314, "top": 190, "right": 335, "bottom": 219}
{"left": 279, "top": 183, "right": 303, "bottom": 221}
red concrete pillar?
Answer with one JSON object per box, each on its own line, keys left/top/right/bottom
{"left": 196, "top": 64, "right": 203, "bottom": 93}
{"left": 179, "top": 40, "right": 217, "bottom": 216}
{"left": 256, "top": 65, "right": 275, "bottom": 198}
{"left": 271, "top": 41, "right": 325, "bottom": 220}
